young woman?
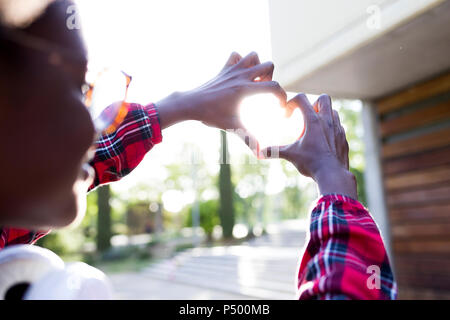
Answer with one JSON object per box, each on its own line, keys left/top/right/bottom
{"left": 0, "top": 0, "right": 396, "bottom": 299}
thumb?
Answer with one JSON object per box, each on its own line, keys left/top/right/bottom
{"left": 259, "top": 144, "right": 291, "bottom": 160}
{"left": 231, "top": 123, "right": 261, "bottom": 158}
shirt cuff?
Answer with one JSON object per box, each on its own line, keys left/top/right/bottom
{"left": 315, "top": 193, "right": 366, "bottom": 211}
{"left": 144, "top": 103, "right": 163, "bottom": 144}
{"left": 312, "top": 193, "right": 380, "bottom": 235}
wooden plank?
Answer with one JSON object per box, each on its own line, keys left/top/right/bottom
{"left": 399, "top": 287, "right": 450, "bottom": 300}
{"left": 387, "top": 184, "right": 450, "bottom": 208}
{"left": 380, "top": 99, "right": 450, "bottom": 137}
{"left": 385, "top": 165, "right": 450, "bottom": 191}
{"left": 396, "top": 273, "right": 450, "bottom": 291}
{"left": 394, "top": 255, "right": 450, "bottom": 275}
{"left": 383, "top": 147, "right": 450, "bottom": 175}
{"left": 382, "top": 127, "right": 450, "bottom": 159}
{"left": 395, "top": 255, "right": 450, "bottom": 298}
{"left": 391, "top": 222, "right": 450, "bottom": 239}
{"left": 377, "top": 72, "right": 450, "bottom": 115}
{"left": 393, "top": 239, "right": 450, "bottom": 254}
{"left": 393, "top": 255, "right": 450, "bottom": 273}
{"left": 389, "top": 203, "right": 450, "bottom": 223}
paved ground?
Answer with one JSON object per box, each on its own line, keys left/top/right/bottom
{"left": 106, "top": 219, "right": 308, "bottom": 300}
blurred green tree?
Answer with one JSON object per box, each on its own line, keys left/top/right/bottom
{"left": 218, "top": 130, "right": 235, "bottom": 239}
{"left": 97, "top": 185, "right": 112, "bottom": 252}
{"left": 232, "top": 154, "right": 269, "bottom": 230}
{"left": 185, "top": 199, "right": 220, "bottom": 241}
{"left": 334, "top": 100, "right": 367, "bottom": 205}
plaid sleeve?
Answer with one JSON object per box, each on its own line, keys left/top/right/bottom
{"left": 88, "top": 102, "right": 162, "bottom": 190}
{"left": 297, "top": 194, "right": 397, "bottom": 300}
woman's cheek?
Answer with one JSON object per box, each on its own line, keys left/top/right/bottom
{"left": 67, "top": 178, "right": 89, "bottom": 229}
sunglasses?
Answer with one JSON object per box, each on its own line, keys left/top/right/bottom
{"left": 0, "top": 27, "right": 131, "bottom": 134}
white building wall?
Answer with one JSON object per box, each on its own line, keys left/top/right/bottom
{"left": 268, "top": 0, "right": 446, "bottom": 90}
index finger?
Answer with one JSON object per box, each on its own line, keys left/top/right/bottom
{"left": 232, "top": 124, "right": 261, "bottom": 158}
{"left": 247, "top": 81, "right": 287, "bottom": 107}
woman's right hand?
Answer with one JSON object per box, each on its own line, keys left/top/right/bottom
{"left": 260, "top": 93, "right": 358, "bottom": 200}
{"left": 156, "top": 52, "right": 287, "bottom": 155}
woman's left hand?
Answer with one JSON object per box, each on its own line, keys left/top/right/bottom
{"left": 156, "top": 52, "right": 287, "bottom": 154}
{"left": 190, "top": 51, "right": 287, "bottom": 130}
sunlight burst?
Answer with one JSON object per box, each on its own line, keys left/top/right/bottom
{"left": 239, "top": 93, "right": 304, "bottom": 150}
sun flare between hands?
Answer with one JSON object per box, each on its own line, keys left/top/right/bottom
{"left": 239, "top": 93, "right": 304, "bottom": 151}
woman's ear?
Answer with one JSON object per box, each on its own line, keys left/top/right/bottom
{"left": 0, "top": 0, "right": 55, "bottom": 28}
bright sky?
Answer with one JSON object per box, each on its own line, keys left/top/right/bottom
{"left": 74, "top": 0, "right": 316, "bottom": 211}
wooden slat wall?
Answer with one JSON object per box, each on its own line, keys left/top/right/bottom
{"left": 376, "top": 71, "right": 450, "bottom": 300}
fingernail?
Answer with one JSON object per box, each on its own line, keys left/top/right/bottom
{"left": 319, "top": 94, "right": 331, "bottom": 106}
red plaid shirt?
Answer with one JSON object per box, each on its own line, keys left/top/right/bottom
{"left": 297, "top": 194, "right": 397, "bottom": 299}
{"left": 0, "top": 103, "right": 397, "bottom": 299}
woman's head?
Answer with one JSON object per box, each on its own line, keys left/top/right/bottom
{"left": 0, "top": 0, "right": 95, "bottom": 229}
